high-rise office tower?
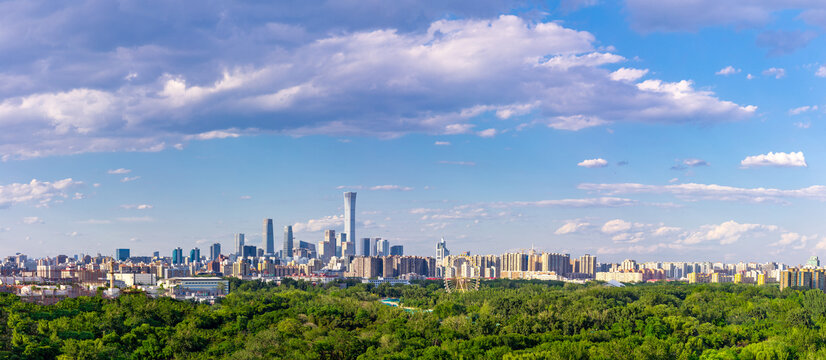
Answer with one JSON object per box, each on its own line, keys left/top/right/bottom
{"left": 172, "top": 247, "right": 183, "bottom": 265}
{"left": 152, "top": 251, "right": 160, "bottom": 259}
{"left": 235, "top": 233, "right": 245, "bottom": 256}
{"left": 390, "top": 245, "right": 403, "bottom": 256}
{"left": 190, "top": 248, "right": 200, "bottom": 262}
{"left": 115, "top": 248, "right": 130, "bottom": 262}
{"left": 283, "top": 225, "right": 294, "bottom": 257}
{"left": 263, "top": 218, "right": 274, "bottom": 255}
{"left": 371, "top": 237, "right": 382, "bottom": 256}
{"left": 336, "top": 233, "right": 347, "bottom": 257}
{"left": 378, "top": 239, "right": 389, "bottom": 256}
{"left": 436, "top": 238, "right": 449, "bottom": 263}
{"left": 243, "top": 245, "right": 257, "bottom": 258}
{"left": 344, "top": 192, "right": 356, "bottom": 246}
{"left": 209, "top": 243, "right": 221, "bottom": 261}
{"left": 360, "top": 238, "right": 371, "bottom": 257}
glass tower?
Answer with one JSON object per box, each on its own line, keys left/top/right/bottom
{"left": 344, "top": 192, "right": 356, "bottom": 247}
{"left": 283, "top": 225, "right": 294, "bottom": 257}
{"left": 264, "top": 218, "right": 274, "bottom": 254}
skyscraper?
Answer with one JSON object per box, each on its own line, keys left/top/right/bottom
{"left": 190, "top": 248, "right": 200, "bottom": 262}
{"left": 235, "top": 233, "right": 245, "bottom": 256}
{"left": 209, "top": 243, "right": 221, "bottom": 261}
{"left": 360, "top": 238, "right": 371, "bottom": 257}
{"left": 264, "top": 218, "right": 274, "bottom": 255}
{"left": 336, "top": 233, "right": 347, "bottom": 257}
{"left": 115, "top": 248, "right": 130, "bottom": 262}
{"left": 172, "top": 247, "right": 183, "bottom": 265}
{"left": 283, "top": 225, "right": 294, "bottom": 257}
{"left": 390, "top": 245, "right": 403, "bottom": 256}
{"left": 344, "top": 192, "right": 356, "bottom": 246}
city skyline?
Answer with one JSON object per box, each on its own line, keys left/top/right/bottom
{"left": 2, "top": 1, "right": 826, "bottom": 262}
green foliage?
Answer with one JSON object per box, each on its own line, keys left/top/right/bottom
{"left": 3, "top": 281, "right": 826, "bottom": 359}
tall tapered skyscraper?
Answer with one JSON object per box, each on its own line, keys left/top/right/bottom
{"left": 344, "top": 192, "right": 356, "bottom": 247}
{"left": 235, "top": 233, "right": 245, "bottom": 256}
{"left": 283, "top": 225, "right": 294, "bottom": 257}
{"left": 264, "top": 218, "right": 274, "bottom": 255}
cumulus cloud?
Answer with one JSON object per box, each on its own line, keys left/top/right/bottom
{"left": 741, "top": 151, "right": 807, "bottom": 168}
{"left": 773, "top": 232, "right": 813, "bottom": 250}
{"left": 434, "top": 141, "right": 451, "bottom": 146}
{"left": 602, "top": 219, "right": 632, "bottom": 234}
{"left": 22, "top": 216, "right": 44, "bottom": 224}
{"left": 107, "top": 168, "right": 131, "bottom": 175}
{"left": 610, "top": 68, "right": 649, "bottom": 81}
{"left": 121, "top": 176, "right": 141, "bottom": 182}
{"left": 477, "top": 128, "right": 497, "bottom": 138}
{"left": 555, "top": 220, "right": 590, "bottom": 235}
{"left": 0, "top": 11, "right": 756, "bottom": 159}
{"left": 292, "top": 215, "right": 344, "bottom": 233}
{"left": 789, "top": 105, "right": 818, "bottom": 115}
{"left": 715, "top": 66, "right": 741, "bottom": 76}
{"left": 120, "top": 204, "right": 153, "bottom": 210}
{"left": 578, "top": 158, "right": 608, "bottom": 168}
{"left": 682, "top": 220, "right": 778, "bottom": 245}
{"left": 578, "top": 181, "right": 826, "bottom": 203}
{"left": 0, "top": 178, "right": 84, "bottom": 208}
{"left": 762, "top": 67, "right": 786, "bottom": 79}
{"left": 817, "top": 65, "right": 826, "bottom": 78}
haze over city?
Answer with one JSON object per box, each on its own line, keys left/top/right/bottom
{"left": 2, "top": 0, "right": 826, "bottom": 264}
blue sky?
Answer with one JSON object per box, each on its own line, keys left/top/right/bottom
{"left": 2, "top": 0, "right": 826, "bottom": 263}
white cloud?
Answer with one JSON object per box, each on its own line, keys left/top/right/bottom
{"left": 602, "top": 219, "right": 632, "bottom": 234}
{"left": 544, "top": 115, "right": 610, "bottom": 131}
{"left": 120, "top": 204, "right": 153, "bottom": 210}
{"left": 22, "top": 216, "right": 44, "bottom": 224}
{"left": 121, "top": 176, "right": 141, "bottom": 182}
{"left": 817, "top": 65, "right": 826, "bottom": 78}
{"left": 336, "top": 185, "right": 364, "bottom": 190}
{"left": 653, "top": 226, "right": 681, "bottom": 236}
{"left": 0, "top": 178, "right": 84, "bottom": 208}
{"left": 579, "top": 181, "right": 826, "bottom": 203}
{"left": 117, "top": 216, "right": 154, "bottom": 223}
{"left": 762, "top": 67, "right": 786, "bottom": 79}
{"left": 773, "top": 232, "right": 813, "bottom": 250}
{"left": 555, "top": 221, "right": 590, "bottom": 235}
{"left": 107, "top": 168, "right": 131, "bottom": 175}
{"left": 747, "top": 74, "right": 755, "bottom": 80}
{"left": 610, "top": 67, "right": 649, "bottom": 81}
{"left": 789, "top": 105, "right": 818, "bottom": 115}
{"left": 369, "top": 185, "right": 413, "bottom": 191}
{"left": 78, "top": 219, "right": 112, "bottom": 225}
{"left": 501, "top": 197, "right": 640, "bottom": 208}
{"left": 715, "top": 66, "right": 741, "bottom": 76}
{"left": 682, "top": 220, "right": 777, "bottom": 245}
{"left": 0, "top": 15, "right": 756, "bottom": 159}
{"left": 439, "top": 161, "right": 476, "bottom": 166}
{"left": 741, "top": 151, "right": 807, "bottom": 168}
{"left": 578, "top": 158, "right": 608, "bottom": 168}
{"left": 434, "top": 141, "right": 451, "bottom": 146}
{"left": 477, "top": 128, "right": 497, "bottom": 138}
{"left": 239, "top": 195, "right": 252, "bottom": 200}
{"left": 292, "top": 215, "right": 343, "bottom": 233}
{"left": 184, "top": 130, "right": 241, "bottom": 140}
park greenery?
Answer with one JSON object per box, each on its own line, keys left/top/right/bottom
{"left": 3, "top": 279, "right": 826, "bottom": 359}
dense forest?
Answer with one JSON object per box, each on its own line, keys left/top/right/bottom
{"left": 2, "top": 279, "right": 826, "bottom": 359}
